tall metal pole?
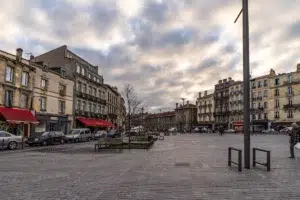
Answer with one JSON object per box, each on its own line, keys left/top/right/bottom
{"left": 242, "top": 0, "right": 251, "bottom": 169}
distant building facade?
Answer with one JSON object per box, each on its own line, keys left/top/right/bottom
{"left": 145, "top": 111, "right": 175, "bottom": 131}
{"left": 175, "top": 101, "right": 197, "bottom": 130}
{"left": 229, "top": 81, "right": 244, "bottom": 131}
{"left": 196, "top": 90, "right": 214, "bottom": 128}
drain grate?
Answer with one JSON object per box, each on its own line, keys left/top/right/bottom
{"left": 174, "top": 162, "right": 191, "bottom": 167}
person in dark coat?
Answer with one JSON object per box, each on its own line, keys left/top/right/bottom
{"left": 219, "top": 126, "right": 224, "bottom": 136}
{"left": 289, "top": 122, "right": 300, "bottom": 158}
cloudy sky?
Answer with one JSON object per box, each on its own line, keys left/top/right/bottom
{"left": 1, "top": 0, "right": 300, "bottom": 112}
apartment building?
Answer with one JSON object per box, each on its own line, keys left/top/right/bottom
{"left": 145, "top": 111, "right": 175, "bottom": 131}
{"left": 250, "top": 73, "right": 270, "bottom": 130}
{"left": 196, "top": 90, "right": 214, "bottom": 129}
{"left": 0, "top": 49, "right": 38, "bottom": 136}
{"left": 175, "top": 101, "right": 197, "bottom": 131}
{"left": 268, "top": 64, "right": 300, "bottom": 127}
{"left": 214, "top": 77, "right": 234, "bottom": 129}
{"left": 104, "top": 84, "right": 120, "bottom": 127}
{"left": 31, "top": 59, "right": 74, "bottom": 134}
{"left": 33, "top": 45, "right": 110, "bottom": 129}
{"left": 229, "top": 81, "right": 244, "bottom": 131}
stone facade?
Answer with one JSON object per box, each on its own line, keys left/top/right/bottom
{"left": 268, "top": 64, "right": 300, "bottom": 127}
{"left": 104, "top": 84, "right": 120, "bottom": 127}
{"left": 0, "top": 49, "right": 36, "bottom": 136}
{"left": 196, "top": 90, "right": 214, "bottom": 128}
{"left": 175, "top": 101, "right": 197, "bottom": 131}
{"left": 214, "top": 77, "right": 234, "bottom": 129}
{"left": 145, "top": 111, "right": 175, "bottom": 131}
{"left": 33, "top": 45, "right": 107, "bottom": 129}
{"left": 31, "top": 60, "right": 74, "bottom": 134}
{"left": 229, "top": 81, "right": 244, "bottom": 131}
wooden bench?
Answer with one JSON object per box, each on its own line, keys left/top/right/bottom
{"left": 94, "top": 138, "right": 123, "bottom": 151}
{"left": 130, "top": 136, "right": 149, "bottom": 142}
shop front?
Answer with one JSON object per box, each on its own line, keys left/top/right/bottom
{"left": 76, "top": 117, "right": 115, "bottom": 132}
{"left": 0, "top": 107, "right": 38, "bottom": 137}
{"left": 251, "top": 119, "right": 269, "bottom": 132}
{"left": 232, "top": 121, "right": 243, "bottom": 132}
{"left": 34, "top": 113, "right": 70, "bottom": 135}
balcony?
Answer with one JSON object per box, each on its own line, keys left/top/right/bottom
{"left": 287, "top": 115, "right": 294, "bottom": 119}
{"left": 108, "top": 113, "right": 118, "bottom": 119}
{"left": 283, "top": 104, "right": 300, "bottom": 110}
{"left": 283, "top": 80, "right": 300, "bottom": 86}
{"left": 256, "top": 97, "right": 263, "bottom": 101}
{"left": 275, "top": 116, "right": 280, "bottom": 119}
{"left": 286, "top": 91, "right": 294, "bottom": 97}
{"left": 274, "top": 93, "right": 280, "bottom": 97}
{"left": 97, "top": 98, "right": 107, "bottom": 105}
{"left": 208, "top": 104, "right": 212, "bottom": 107}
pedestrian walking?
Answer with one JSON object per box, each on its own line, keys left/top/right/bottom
{"left": 288, "top": 122, "right": 300, "bottom": 159}
{"left": 219, "top": 126, "right": 224, "bottom": 136}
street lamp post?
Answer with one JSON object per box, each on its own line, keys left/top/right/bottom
{"left": 234, "top": 0, "right": 250, "bottom": 169}
{"left": 181, "top": 98, "right": 186, "bottom": 132}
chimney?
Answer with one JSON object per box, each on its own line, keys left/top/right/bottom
{"left": 199, "top": 92, "right": 202, "bottom": 98}
{"left": 228, "top": 77, "right": 232, "bottom": 81}
{"left": 30, "top": 55, "right": 34, "bottom": 60}
{"left": 187, "top": 101, "right": 189, "bottom": 106}
{"left": 218, "top": 80, "right": 222, "bottom": 84}
{"left": 297, "top": 63, "right": 300, "bottom": 72}
{"left": 16, "top": 48, "right": 23, "bottom": 62}
{"left": 176, "top": 103, "right": 178, "bottom": 108}
{"left": 204, "top": 90, "right": 207, "bottom": 96}
{"left": 223, "top": 78, "right": 227, "bottom": 82}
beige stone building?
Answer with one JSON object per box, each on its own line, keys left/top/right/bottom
{"left": 196, "top": 90, "right": 214, "bottom": 128}
{"left": 31, "top": 59, "right": 74, "bottom": 134}
{"left": 268, "top": 64, "right": 300, "bottom": 127}
{"left": 175, "top": 101, "right": 197, "bottom": 131}
{"left": 104, "top": 84, "right": 120, "bottom": 127}
{"left": 0, "top": 48, "right": 37, "bottom": 136}
{"left": 229, "top": 81, "right": 244, "bottom": 131}
{"left": 145, "top": 111, "right": 175, "bottom": 131}
{"left": 250, "top": 73, "right": 270, "bottom": 131}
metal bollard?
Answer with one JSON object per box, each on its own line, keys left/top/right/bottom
{"left": 2, "top": 139, "right": 4, "bottom": 151}
{"left": 21, "top": 137, "right": 24, "bottom": 150}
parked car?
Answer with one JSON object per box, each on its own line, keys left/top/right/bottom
{"left": 224, "top": 129, "right": 235, "bottom": 133}
{"left": 0, "top": 131, "right": 23, "bottom": 150}
{"left": 125, "top": 131, "right": 138, "bottom": 137}
{"left": 168, "top": 127, "right": 177, "bottom": 132}
{"left": 26, "top": 131, "right": 66, "bottom": 146}
{"left": 92, "top": 130, "right": 107, "bottom": 140}
{"left": 107, "top": 130, "right": 121, "bottom": 138}
{"left": 65, "top": 128, "right": 92, "bottom": 142}
{"left": 262, "top": 129, "right": 275, "bottom": 134}
{"left": 280, "top": 127, "right": 293, "bottom": 134}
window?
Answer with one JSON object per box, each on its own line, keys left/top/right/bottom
{"left": 288, "top": 87, "right": 293, "bottom": 95}
{"left": 288, "top": 110, "right": 293, "bottom": 118}
{"left": 41, "top": 79, "right": 48, "bottom": 90}
{"left": 40, "top": 97, "right": 47, "bottom": 111}
{"left": 88, "top": 103, "right": 92, "bottom": 112}
{"left": 61, "top": 69, "right": 66, "bottom": 78}
{"left": 21, "top": 72, "right": 29, "bottom": 86}
{"left": 93, "top": 88, "right": 97, "bottom": 96}
{"left": 252, "top": 92, "right": 256, "bottom": 98}
{"left": 93, "top": 76, "right": 96, "bottom": 82}
{"left": 258, "top": 102, "right": 261, "bottom": 108}
{"left": 264, "top": 113, "right": 268, "bottom": 119}
{"left": 264, "top": 80, "right": 268, "bottom": 87}
{"left": 258, "top": 81, "right": 261, "bottom": 88}
{"left": 258, "top": 113, "right": 261, "bottom": 119}
{"left": 77, "top": 82, "right": 82, "bottom": 91}
{"left": 20, "top": 93, "right": 28, "bottom": 108}
{"left": 89, "top": 86, "right": 92, "bottom": 95}
{"left": 58, "top": 100, "right": 65, "bottom": 114}
{"left": 98, "top": 90, "right": 102, "bottom": 98}
{"left": 5, "top": 66, "right": 14, "bottom": 82}
{"left": 288, "top": 98, "right": 293, "bottom": 105}
{"left": 59, "top": 84, "right": 66, "bottom": 96}
{"left": 82, "top": 101, "right": 86, "bottom": 111}
{"left": 76, "top": 64, "right": 81, "bottom": 73}
{"left": 275, "top": 99, "right": 280, "bottom": 108}
{"left": 253, "top": 103, "right": 256, "bottom": 109}
{"left": 252, "top": 114, "right": 256, "bottom": 120}
{"left": 82, "top": 84, "right": 86, "bottom": 93}
{"left": 252, "top": 81, "right": 256, "bottom": 88}
{"left": 98, "top": 105, "right": 101, "bottom": 113}
{"left": 275, "top": 111, "right": 279, "bottom": 118}
{"left": 258, "top": 91, "right": 262, "bottom": 97}
{"left": 264, "top": 90, "right": 268, "bottom": 97}
{"left": 88, "top": 73, "right": 91, "bottom": 79}
{"left": 264, "top": 102, "right": 268, "bottom": 108}
{"left": 81, "top": 67, "right": 85, "bottom": 76}
{"left": 5, "top": 90, "right": 13, "bottom": 107}
{"left": 288, "top": 75, "right": 292, "bottom": 83}
{"left": 275, "top": 77, "right": 280, "bottom": 85}
{"left": 275, "top": 89, "right": 279, "bottom": 96}
{"left": 77, "top": 100, "right": 81, "bottom": 110}
{"left": 93, "top": 104, "right": 96, "bottom": 112}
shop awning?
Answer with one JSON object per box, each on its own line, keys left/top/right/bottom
{"left": 76, "top": 117, "right": 113, "bottom": 127}
{"left": 0, "top": 107, "right": 39, "bottom": 124}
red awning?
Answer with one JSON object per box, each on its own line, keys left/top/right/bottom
{"left": 0, "top": 107, "right": 39, "bottom": 124}
{"left": 102, "top": 120, "right": 114, "bottom": 128}
{"left": 76, "top": 117, "right": 112, "bottom": 127}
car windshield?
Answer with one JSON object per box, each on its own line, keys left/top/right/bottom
{"left": 70, "top": 130, "right": 81, "bottom": 135}
{"left": 42, "top": 132, "right": 50, "bottom": 136}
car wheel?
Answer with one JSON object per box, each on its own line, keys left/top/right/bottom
{"left": 42, "top": 140, "right": 48, "bottom": 146}
{"left": 28, "top": 144, "right": 33, "bottom": 147}
{"left": 60, "top": 139, "right": 64, "bottom": 144}
{"left": 75, "top": 138, "right": 79, "bottom": 143}
{"left": 8, "top": 141, "right": 17, "bottom": 150}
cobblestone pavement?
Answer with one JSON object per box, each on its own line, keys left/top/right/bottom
{"left": 1, "top": 134, "right": 300, "bottom": 200}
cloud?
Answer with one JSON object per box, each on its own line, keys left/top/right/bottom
{"left": 0, "top": 0, "right": 300, "bottom": 112}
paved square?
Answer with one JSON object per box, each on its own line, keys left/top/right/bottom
{"left": 1, "top": 134, "right": 300, "bottom": 200}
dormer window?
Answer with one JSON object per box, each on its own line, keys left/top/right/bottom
{"left": 61, "top": 69, "right": 66, "bottom": 78}
{"left": 43, "top": 64, "right": 48, "bottom": 72}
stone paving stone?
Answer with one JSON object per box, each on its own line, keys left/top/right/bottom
{"left": 1, "top": 134, "right": 300, "bottom": 199}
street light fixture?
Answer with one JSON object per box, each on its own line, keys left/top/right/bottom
{"left": 234, "top": 0, "right": 251, "bottom": 169}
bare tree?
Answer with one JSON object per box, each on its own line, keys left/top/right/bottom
{"left": 122, "top": 83, "right": 144, "bottom": 131}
